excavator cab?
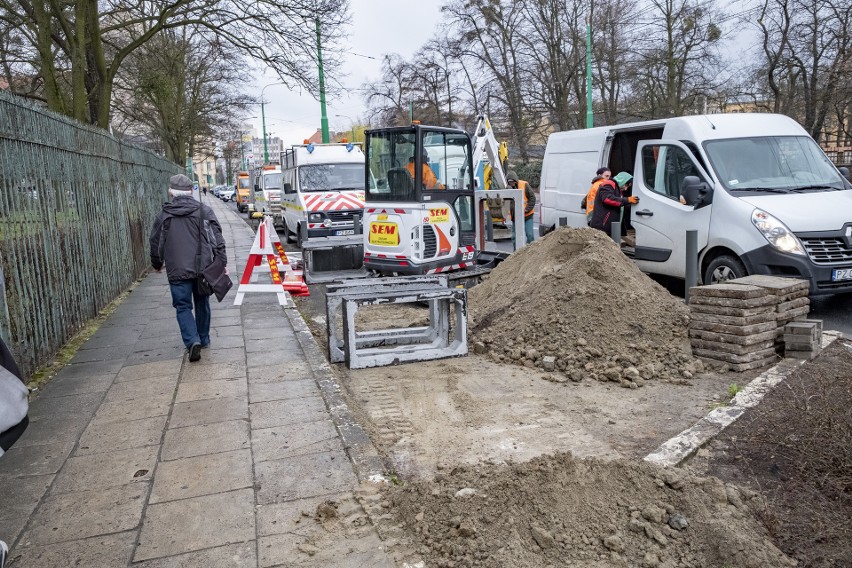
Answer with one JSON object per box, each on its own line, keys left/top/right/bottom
{"left": 363, "top": 124, "right": 478, "bottom": 275}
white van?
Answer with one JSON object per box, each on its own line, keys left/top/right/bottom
{"left": 279, "top": 142, "right": 366, "bottom": 246}
{"left": 539, "top": 113, "right": 852, "bottom": 295}
{"left": 249, "top": 165, "right": 284, "bottom": 226}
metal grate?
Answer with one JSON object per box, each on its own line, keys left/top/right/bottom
{"left": 423, "top": 225, "right": 437, "bottom": 258}
{"left": 327, "top": 210, "right": 360, "bottom": 223}
{"left": 799, "top": 236, "right": 852, "bottom": 265}
{"left": 0, "top": 90, "right": 181, "bottom": 377}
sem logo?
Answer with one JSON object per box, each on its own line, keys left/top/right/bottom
{"left": 429, "top": 208, "right": 450, "bottom": 222}
{"left": 371, "top": 224, "right": 396, "bottom": 235}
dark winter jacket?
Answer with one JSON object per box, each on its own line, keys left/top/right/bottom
{"left": 0, "top": 337, "right": 28, "bottom": 455}
{"left": 150, "top": 196, "right": 227, "bottom": 282}
{"left": 589, "top": 179, "right": 628, "bottom": 234}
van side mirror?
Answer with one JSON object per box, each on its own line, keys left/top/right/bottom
{"left": 283, "top": 182, "right": 293, "bottom": 194}
{"left": 681, "top": 176, "right": 713, "bottom": 208}
{"left": 839, "top": 166, "right": 851, "bottom": 183}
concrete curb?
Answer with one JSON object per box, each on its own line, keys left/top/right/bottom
{"left": 284, "top": 307, "right": 387, "bottom": 483}
{"left": 645, "top": 331, "right": 842, "bottom": 467}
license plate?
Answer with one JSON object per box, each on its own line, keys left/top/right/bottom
{"left": 368, "top": 222, "right": 399, "bottom": 246}
{"left": 832, "top": 268, "right": 852, "bottom": 282}
{"left": 335, "top": 229, "right": 354, "bottom": 236}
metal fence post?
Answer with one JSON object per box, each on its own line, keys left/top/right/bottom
{"left": 685, "top": 230, "right": 698, "bottom": 302}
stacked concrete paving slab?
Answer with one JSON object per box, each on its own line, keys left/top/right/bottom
{"left": 783, "top": 319, "right": 823, "bottom": 360}
{"left": 688, "top": 276, "right": 811, "bottom": 371}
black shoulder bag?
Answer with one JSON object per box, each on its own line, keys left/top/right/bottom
{"left": 195, "top": 209, "right": 215, "bottom": 297}
{"left": 196, "top": 207, "right": 233, "bottom": 302}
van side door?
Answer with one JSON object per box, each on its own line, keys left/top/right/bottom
{"left": 632, "top": 140, "right": 714, "bottom": 278}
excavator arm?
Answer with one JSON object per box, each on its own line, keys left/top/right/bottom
{"left": 471, "top": 115, "right": 511, "bottom": 228}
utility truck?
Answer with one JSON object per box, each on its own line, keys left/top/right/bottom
{"left": 249, "top": 164, "right": 284, "bottom": 227}
{"left": 235, "top": 171, "right": 251, "bottom": 212}
{"left": 539, "top": 113, "right": 852, "bottom": 294}
{"left": 279, "top": 142, "right": 366, "bottom": 247}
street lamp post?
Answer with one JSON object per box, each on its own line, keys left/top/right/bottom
{"left": 260, "top": 83, "right": 285, "bottom": 163}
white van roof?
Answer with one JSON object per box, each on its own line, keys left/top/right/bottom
{"left": 282, "top": 143, "right": 365, "bottom": 168}
{"left": 545, "top": 113, "right": 808, "bottom": 150}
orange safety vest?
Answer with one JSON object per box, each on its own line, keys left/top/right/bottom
{"left": 519, "top": 180, "right": 534, "bottom": 218}
{"left": 584, "top": 178, "right": 607, "bottom": 224}
{"left": 405, "top": 161, "right": 439, "bottom": 189}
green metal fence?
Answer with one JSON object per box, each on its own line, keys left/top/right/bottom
{"left": 0, "top": 90, "right": 181, "bottom": 377}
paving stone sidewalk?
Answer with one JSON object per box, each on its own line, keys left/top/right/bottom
{"left": 0, "top": 197, "right": 394, "bottom": 567}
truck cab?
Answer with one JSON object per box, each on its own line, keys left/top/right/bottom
{"left": 363, "top": 124, "right": 478, "bottom": 275}
{"left": 279, "top": 143, "right": 366, "bottom": 246}
{"left": 235, "top": 171, "right": 251, "bottom": 212}
{"left": 249, "top": 165, "right": 284, "bottom": 226}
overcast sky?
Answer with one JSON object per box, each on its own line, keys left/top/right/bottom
{"left": 247, "top": 0, "right": 443, "bottom": 146}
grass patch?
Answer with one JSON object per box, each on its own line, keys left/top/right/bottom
{"left": 26, "top": 277, "right": 142, "bottom": 393}
{"left": 727, "top": 383, "right": 741, "bottom": 399}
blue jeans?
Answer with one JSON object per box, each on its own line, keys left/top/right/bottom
{"left": 512, "top": 217, "right": 536, "bottom": 247}
{"left": 169, "top": 280, "right": 210, "bottom": 349}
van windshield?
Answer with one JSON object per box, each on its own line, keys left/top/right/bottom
{"left": 704, "top": 136, "right": 847, "bottom": 192}
{"left": 263, "top": 173, "right": 282, "bottom": 190}
{"left": 238, "top": 177, "right": 251, "bottom": 190}
{"left": 299, "top": 164, "right": 365, "bottom": 192}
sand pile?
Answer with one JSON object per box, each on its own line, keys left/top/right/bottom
{"left": 470, "top": 227, "right": 699, "bottom": 386}
{"left": 381, "top": 453, "right": 795, "bottom": 568}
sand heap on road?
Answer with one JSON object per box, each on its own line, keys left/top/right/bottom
{"left": 470, "top": 227, "right": 699, "bottom": 386}
{"left": 382, "top": 453, "right": 794, "bottom": 568}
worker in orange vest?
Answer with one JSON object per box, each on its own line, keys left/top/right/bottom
{"left": 507, "top": 170, "right": 536, "bottom": 245}
{"left": 405, "top": 150, "right": 441, "bottom": 189}
{"left": 581, "top": 168, "right": 611, "bottom": 225}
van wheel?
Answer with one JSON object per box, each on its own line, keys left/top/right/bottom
{"left": 703, "top": 255, "right": 747, "bottom": 285}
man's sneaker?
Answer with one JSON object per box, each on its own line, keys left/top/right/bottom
{"left": 188, "top": 343, "right": 202, "bottom": 362}
{"left": 1, "top": 539, "right": 9, "bottom": 568}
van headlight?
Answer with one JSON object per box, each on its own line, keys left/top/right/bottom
{"left": 751, "top": 209, "right": 805, "bottom": 255}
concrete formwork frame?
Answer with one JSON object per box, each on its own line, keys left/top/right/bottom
{"left": 325, "top": 276, "right": 448, "bottom": 363}
{"left": 341, "top": 285, "right": 468, "bottom": 369}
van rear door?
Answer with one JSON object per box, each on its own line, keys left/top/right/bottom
{"left": 632, "top": 140, "right": 713, "bottom": 277}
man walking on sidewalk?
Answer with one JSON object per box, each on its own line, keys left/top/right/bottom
{"left": 150, "top": 174, "right": 227, "bottom": 362}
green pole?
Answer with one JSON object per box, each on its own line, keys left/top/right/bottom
{"left": 409, "top": 99, "right": 413, "bottom": 123}
{"left": 316, "top": 19, "right": 330, "bottom": 143}
{"left": 585, "top": 18, "right": 594, "bottom": 128}
{"left": 261, "top": 100, "right": 269, "bottom": 163}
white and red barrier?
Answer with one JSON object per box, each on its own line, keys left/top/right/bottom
{"left": 233, "top": 217, "right": 309, "bottom": 306}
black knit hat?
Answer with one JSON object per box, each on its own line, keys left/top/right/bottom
{"left": 596, "top": 167, "right": 610, "bottom": 176}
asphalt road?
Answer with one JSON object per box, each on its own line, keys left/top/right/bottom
{"left": 212, "top": 195, "right": 851, "bottom": 337}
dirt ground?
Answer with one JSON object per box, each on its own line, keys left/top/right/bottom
{"left": 688, "top": 338, "right": 852, "bottom": 567}
{"left": 340, "top": 353, "right": 744, "bottom": 480}
{"left": 292, "top": 227, "right": 802, "bottom": 567}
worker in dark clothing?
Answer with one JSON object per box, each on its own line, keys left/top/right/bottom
{"left": 590, "top": 171, "right": 637, "bottom": 235}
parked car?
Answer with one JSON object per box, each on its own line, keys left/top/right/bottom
{"left": 219, "top": 187, "right": 236, "bottom": 201}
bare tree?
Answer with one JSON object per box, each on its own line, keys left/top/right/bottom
{"left": 752, "top": 0, "right": 852, "bottom": 141}
{"left": 0, "top": 0, "right": 348, "bottom": 128}
{"left": 519, "top": 0, "right": 586, "bottom": 131}
{"left": 111, "top": 27, "right": 252, "bottom": 165}
{"left": 629, "top": 0, "right": 723, "bottom": 118}
{"left": 442, "top": 0, "right": 538, "bottom": 161}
